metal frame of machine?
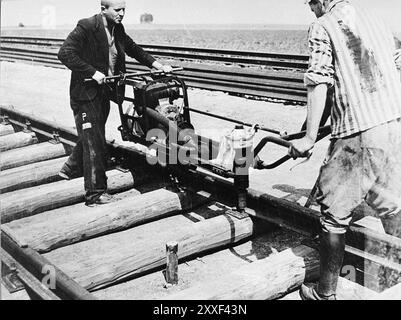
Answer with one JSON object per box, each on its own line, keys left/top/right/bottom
{"left": 92, "top": 69, "right": 331, "bottom": 213}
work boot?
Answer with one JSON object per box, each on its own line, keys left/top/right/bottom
{"left": 300, "top": 231, "right": 345, "bottom": 300}
{"left": 58, "top": 170, "right": 71, "bottom": 180}
{"left": 85, "top": 193, "right": 115, "bottom": 207}
{"left": 58, "top": 163, "right": 82, "bottom": 181}
{"left": 299, "top": 283, "right": 336, "bottom": 300}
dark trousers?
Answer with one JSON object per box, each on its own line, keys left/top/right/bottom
{"left": 63, "top": 88, "right": 111, "bottom": 203}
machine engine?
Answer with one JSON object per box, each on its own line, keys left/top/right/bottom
{"left": 122, "top": 77, "right": 194, "bottom": 145}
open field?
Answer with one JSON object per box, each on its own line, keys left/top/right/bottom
{"left": 4, "top": 24, "right": 400, "bottom": 54}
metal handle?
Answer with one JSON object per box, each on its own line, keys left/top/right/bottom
{"left": 84, "top": 67, "right": 184, "bottom": 83}
{"left": 253, "top": 125, "right": 331, "bottom": 170}
{"left": 253, "top": 136, "right": 292, "bottom": 158}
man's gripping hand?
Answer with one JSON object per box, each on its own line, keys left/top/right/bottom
{"left": 92, "top": 71, "right": 106, "bottom": 85}
{"left": 160, "top": 65, "right": 173, "bottom": 73}
{"left": 152, "top": 61, "right": 173, "bottom": 73}
{"left": 288, "top": 136, "right": 315, "bottom": 160}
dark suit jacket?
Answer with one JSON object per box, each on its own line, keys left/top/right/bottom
{"left": 58, "top": 14, "right": 156, "bottom": 102}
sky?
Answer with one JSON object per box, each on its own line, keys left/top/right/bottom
{"left": 1, "top": 0, "right": 401, "bottom": 32}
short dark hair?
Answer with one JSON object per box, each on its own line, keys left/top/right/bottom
{"left": 101, "top": 1, "right": 110, "bottom": 9}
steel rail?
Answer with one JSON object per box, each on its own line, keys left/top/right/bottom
{"left": 1, "top": 43, "right": 307, "bottom": 69}
{"left": 1, "top": 36, "right": 308, "bottom": 103}
{"left": 1, "top": 36, "right": 308, "bottom": 61}
{"left": 0, "top": 247, "right": 61, "bottom": 300}
{"left": 135, "top": 50, "right": 308, "bottom": 69}
{"left": 1, "top": 45, "right": 305, "bottom": 82}
{"left": 0, "top": 51, "right": 307, "bottom": 103}
{"left": 0, "top": 51, "right": 307, "bottom": 102}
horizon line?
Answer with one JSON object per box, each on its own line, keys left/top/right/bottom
{"left": 1, "top": 22, "right": 310, "bottom": 28}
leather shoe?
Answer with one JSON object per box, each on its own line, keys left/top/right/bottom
{"left": 85, "top": 194, "right": 114, "bottom": 207}
{"left": 58, "top": 170, "right": 71, "bottom": 180}
{"left": 58, "top": 168, "right": 82, "bottom": 181}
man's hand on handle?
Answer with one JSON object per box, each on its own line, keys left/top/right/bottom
{"left": 288, "top": 136, "right": 315, "bottom": 160}
{"left": 160, "top": 65, "right": 173, "bottom": 73}
{"left": 92, "top": 71, "right": 106, "bottom": 85}
{"left": 152, "top": 61, "right": 173, "bottom": 74}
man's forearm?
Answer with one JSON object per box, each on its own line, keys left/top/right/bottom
{"left": 305, "top": 84, "right": 328, "bottom": 142}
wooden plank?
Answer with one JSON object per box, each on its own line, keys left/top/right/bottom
{"left": 1, "top": 225, "right": 28, "bottom": 248}
{"left": 44, "top": 207, "right": 254, "bottom": 291}
{"left": 1, "top": 248, "right": 61, "bottom": 300}
{"left": 166, "top": 245, "right": 319, "bottom": 300}
{"left": 0, "top": 169, "right": 148, "bottom": 223}
{"left": 6, "top": 189, "right": 212, "bottom": 253}
{"left": 0, "top": 157, "right": 68, "bottom": 194}
{"left": 0, "top": 142, "right": 68, "bottom": 171}
{"left": 0, "top": 131, "right": 37, "bottom": 152}
{"left": 92, "top": 227, "right": 305, "bottom": 300}
{"left": 0, "top": 124, "right": 15, "bottom": 137}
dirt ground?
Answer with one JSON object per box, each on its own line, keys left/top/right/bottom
{"left": 0, "top": 61, "right": 384, "bottom": 300}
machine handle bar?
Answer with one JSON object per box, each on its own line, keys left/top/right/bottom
{"left": 253, "top": 126, "right": 331, "bottom": 170}
{"left": 84, "top": 67, "right": 184, "bottom": 83}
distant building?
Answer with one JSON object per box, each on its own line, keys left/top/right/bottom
{"left": 395, "top": 36, "right": 401, "bottom": 49}
{"left": 140, "top": 13, "right": 153, "bottom": 24}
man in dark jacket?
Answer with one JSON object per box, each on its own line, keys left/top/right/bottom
{"left": 58, "top": 0, "right": 172, "bottom": 207}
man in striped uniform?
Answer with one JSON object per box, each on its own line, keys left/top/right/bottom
{"left": 300, "top": 0, "right": 332, "bottom": 132}
{"left": 290, "top": 0, "right": 401, "bottom": 300}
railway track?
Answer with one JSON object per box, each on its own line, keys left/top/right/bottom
{"left": 0, "top": 36, "right": 307, "bottom": 104}
{"left": 1, "top": 105, "right": 401, "bottom": 301}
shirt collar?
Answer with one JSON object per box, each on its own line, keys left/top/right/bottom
{"left": 102, "top": 15, "right": 115, "bottom": 36}
{"left": 102, "top": 15, "right": 115, "bottom": 30}
{"left": 102, "top": 15, "right": 109, "bottom": 28}
{"left": 327, "top": 0, "right": 348, "bottom": 12}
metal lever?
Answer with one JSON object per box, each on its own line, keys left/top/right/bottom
{"left": 253, "top": 136, "right": 293, "bottom": 158}
{"left": 253, "top": 125, "right": 331, "bottom": 170}
{"left": 84, "top": 67, "right": 184, "bottom": 83}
